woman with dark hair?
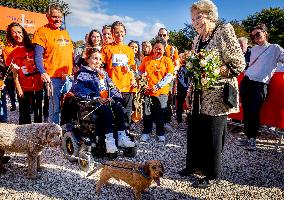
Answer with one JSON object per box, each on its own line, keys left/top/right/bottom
{"left": 4, "top": 22, "right": 43, "bottom": 124}
{"left": 86, "top": 29, "right": 103, "bottom": 51}
{"left": 238, "top": 23, "right": 284, "bottom": 151}
{"left": 128, "top": 40, "right": 142, "bottom": 69}
{"left": 139, "top": 37, "right": 174, "bottom": 142}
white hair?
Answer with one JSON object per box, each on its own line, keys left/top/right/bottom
{"left": 238, "top": 37, "right": 248, "bottom": 43}
{"left": 191, "top": 0, "right": 219, "bottom": 22}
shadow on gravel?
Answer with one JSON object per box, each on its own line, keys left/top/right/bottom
{"left": 222, "top": 132, "right": 284, "bottom": 190}
{"left": 0, "top": 161, "right": 198, "bottom": 200}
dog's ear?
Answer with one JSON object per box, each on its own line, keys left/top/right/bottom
{"left": 160, "top": 161, "right": 165, "bottom": 173}
{"left": 143, "top": 161, "right": 151, "bottom": 177}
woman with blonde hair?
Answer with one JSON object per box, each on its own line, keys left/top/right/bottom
{"left": 178, "top": 0, "right": 246, "bottom": 188}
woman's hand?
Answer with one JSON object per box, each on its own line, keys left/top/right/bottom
{"left": 97, "top": 97, "right": 108, "bottom": 105}
{"left": 220, "top": 65, "right": 229, "bottom": 76}
{"left": 18, "top": 90, "right": 24, "bottom": 98}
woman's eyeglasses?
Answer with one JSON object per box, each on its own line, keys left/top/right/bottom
{"left": 251, "top": 31, "right": 262, "bottom": 39}
{"left": 158, "top": 34, "right": 167, "bottom": 37}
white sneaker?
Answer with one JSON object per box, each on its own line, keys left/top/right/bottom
{"left": 105, "top": 138, "right": 118, "bottom": 153}
{"left": 158, "top": 135, "right": 166, "bottom": 142}
{"left": 117, "top": 131, "right": 135, "bottom": 147}
{"left": 118, "top": 137, "right": 135, "bottom": 147}
{"left": 105, "top": 133, "right": 118, "bottom": 153}
{"left": 140, "top": 134, "right": 150, "bottom": 142}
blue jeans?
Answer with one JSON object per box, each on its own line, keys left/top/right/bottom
{"left": 49, "top": 76, "right": 73, "bottom": 124}
{"left": 0, "top": 88, "right": 7, "bottom": 122}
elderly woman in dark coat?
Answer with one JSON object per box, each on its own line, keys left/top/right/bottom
{"left": 178, "top": 0, "right": 246, "bottom": 188}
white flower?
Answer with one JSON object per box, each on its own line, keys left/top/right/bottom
{"left": 186, "top": 61, "right": 193, "bottom": 69}
{"left": 199, "top": 59, "right": 207, "bottom": 67}
{"left": 201, "top": 77, "right": 208, "bottom": 86}
{"left": 214, "top": 68, "right": 220, "bottom": 75}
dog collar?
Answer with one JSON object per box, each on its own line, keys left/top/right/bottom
{"left": 138, "top": 166, "right": 150, "bottom": 179}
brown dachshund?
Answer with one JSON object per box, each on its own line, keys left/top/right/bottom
{"left": 95, "top": 160, "right": 164, "bottom": 200}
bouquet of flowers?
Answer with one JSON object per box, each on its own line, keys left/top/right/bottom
{"left": 185, "top": 49, "right": 222, "bottom": 90}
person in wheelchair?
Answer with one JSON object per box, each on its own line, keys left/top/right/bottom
{"left": 70, "top": 48, "right": 135, "bottom": 154}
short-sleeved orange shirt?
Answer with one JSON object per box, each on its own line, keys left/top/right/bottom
{"left": 32, "top": 25, "right": 73, "bottom": 78}
{"left": 139, "top": 55, "right": 174, "bottom": 96}
{"left": 4, "top": 44, "right": 43, "bottom": 91}
{"left": 165, "top": 45, "right": 179, "bottom": 63}
{"left": 101, "top": 43, "right": 136, "bottom": 92}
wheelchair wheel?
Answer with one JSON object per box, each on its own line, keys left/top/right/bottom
{"left": 62, "top": 131, "right": 80, "bottom": 162}
{"left": 122, "top": 146, "right": 137, "bottom": 157}
{"left": 78, "top": 145, "right": 95, "bottom": 173}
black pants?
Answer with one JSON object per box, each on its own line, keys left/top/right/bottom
{"left": 5, "top": 76, "right": 16, "bottom": 108}
{"left": 240, "top": 76, "right": 268, "bottom": 139}
{"left": 122, "top": 92, "right": 133, "bottom": 125}
{"left": 18, "top": 90, "right": 43, "bottom": 124}
{"left": 93, "top": 103, "right": 126, "bottom": 138}
{"left": 186, "top": 113, "right": 227, "bottom": 180}
{"left": 143, "top": 95, "right": 168, "bottom": 136}
{"left": 176, "top": 82, "right": 187, "bottom": 123}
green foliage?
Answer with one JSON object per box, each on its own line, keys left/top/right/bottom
{"left": 230, "top": 20, "right": 250, "bottom": 39}
{"left": 73, "top": 40, "right": 84, "bottom": 48}
{"left": 168, "top": 23, "right": 196, "bottom": 53}
{"left": 0, "top": 0, "right": 70, "bottom": 14}
{"left": 242, "top": 7, "right": 284, "bottom": 47}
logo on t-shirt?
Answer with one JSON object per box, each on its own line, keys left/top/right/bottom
{"left": 57, "top": 35, "right": 70, "bottom": 47}
{"left": 112, "top": 54, "right": 128, "bottom": 67}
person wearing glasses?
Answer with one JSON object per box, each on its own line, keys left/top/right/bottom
{"left": 102, "top": 25, "right": 113, "bottom": 45}
{"left": 178, "top": 0, "right": 245, "bottom": 188}
{"left": 237, "top": 24, "right": 284, "bottom": 151}
{"left": 33, "top": 4, "right": 74, "bottom": 124}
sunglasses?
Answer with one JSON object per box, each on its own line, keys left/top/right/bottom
{"left": 158, "top": 34, "right": 167, "bottom": 37}
{"left": 251, "top": 31, "right": 262, "bottom": 39}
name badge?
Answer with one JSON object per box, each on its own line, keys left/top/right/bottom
{"left": 112, "top": 54, "right": 128, "bottom": 67}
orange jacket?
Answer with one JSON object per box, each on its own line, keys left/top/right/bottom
{"left": 32, "top": 25, "right": 74, "bottom": 78}
{"left": 139, "top": 55, "right": 174, "bottom": 96}
{"left": 101, "top": 43, "right": 136, "bottom": 92}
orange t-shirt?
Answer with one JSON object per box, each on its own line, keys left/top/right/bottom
{"left": 101, "top": 43, "right": 136, "bottom": 92}
{"left": 165, "top": 45, "right": 179, "bottom": 63}
{"left": 32, "top": 25, "right": 74, "bottom": 78}
{"left": 4, "top": 44, "right": 43, "bottom": 91}
{"left": 139, "top": 55, "right": 174, "bottom": 96}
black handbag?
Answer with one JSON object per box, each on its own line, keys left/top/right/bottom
{"left": 223, "top": 82, "right": 237, "bottom": 108}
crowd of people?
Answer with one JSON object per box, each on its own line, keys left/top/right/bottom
{"left": 0, "top": 0, "right": 283, "bottom": 189}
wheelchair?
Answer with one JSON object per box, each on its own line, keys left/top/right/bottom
{"left": 60, "top": 92, "right": 137, "bottom": 173}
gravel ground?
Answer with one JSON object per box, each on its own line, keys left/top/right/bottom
{"left": 0, "top": 105, "right": 283, "bottom": 200}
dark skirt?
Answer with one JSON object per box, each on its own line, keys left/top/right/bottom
{"left": 186, "top": 112, "right": 227, "bottom": 180}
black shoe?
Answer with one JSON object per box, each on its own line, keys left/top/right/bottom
{"left": 2, "top": 156, "right": 11, "bottom": 164}
{"left": 178, "top": 168, "right": 194, "bottom": 177}
{"left": 193, "top": 178, "right": 212, "bottom": 189}
{"left": 10, "top": 106, "right": 16, "bottom": 111}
